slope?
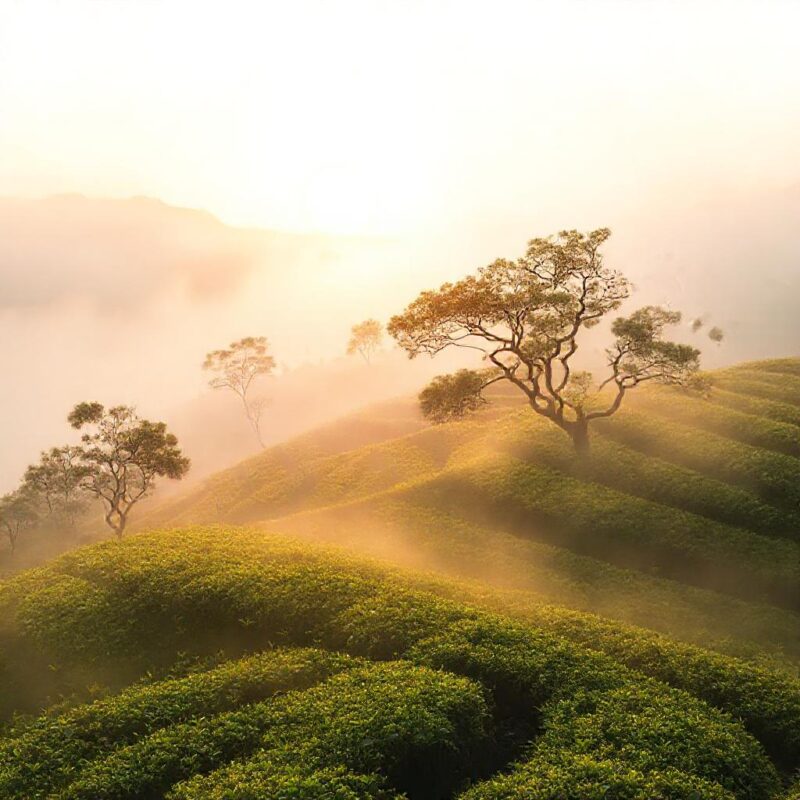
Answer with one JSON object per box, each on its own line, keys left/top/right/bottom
{"left": 144, "top": 357, "right": 800, "bottom": 664}
{"left": 0, "top": 527, "right": 796, "bottom": 798}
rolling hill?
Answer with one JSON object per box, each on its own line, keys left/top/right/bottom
{"left": 142, "top": 357, "right": 800, "bottom": 665}
{"left": 1, "top": 356, "right": 799, "bottom": 798}
{"left": 0, "top": 528, "right": 798, "bottom": 799}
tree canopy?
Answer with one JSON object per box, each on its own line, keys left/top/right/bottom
{"left": 0, "top": 488, "right": 39, "bottom": 552}
{"left": 203, "top": 337, "right": 275, "bottom": 447}
{"left": 347, "top": 319, "right": 383, "bottom": 364}
{"left": 68, "top": 403, "right": 190, "bottom": 537}
{"left": 388, "top": 228, "right": 701, "bottom": 451}
{"left": 23, "top": 446, "right": 89, "bottom": 523}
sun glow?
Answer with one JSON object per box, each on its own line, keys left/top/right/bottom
{"left": 1, "top": 1, "right": 800, "bottom": 236}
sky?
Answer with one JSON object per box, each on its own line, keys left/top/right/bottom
{"left": 0, "top": 0, "right": 799, "bottom": 491}
{"left": 2, "top": 0, "right": 800, "bottom": 235}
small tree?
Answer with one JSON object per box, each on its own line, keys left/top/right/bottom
{"left": 0, "top": 488, "right": 39, "bottom": 553}
{"left": 23, "top": 446, "right": 90, "bottom": 525}
{"left": 388, "top": 229, "right": 701, "bottom": 453}
{"left": 347, "top": 319, "right": 383, "bottom": 364}
{"left": 203, "top": 337, "right": 275, "bottom": 447}
{"left": 68, "top": 403, "right": 190, "bottom": 537}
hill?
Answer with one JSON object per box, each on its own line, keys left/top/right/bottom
{"left": 0, "top": 527, "right": 797, "bottom": 799}
{"left": 143, "top": 357, "right": 800, "bottom": 665}
{"left": 2, "top": 358, "right": 800, "bottom": 797}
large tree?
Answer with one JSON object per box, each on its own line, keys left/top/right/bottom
{"left": 388, "top": 229, "right": 701, "bottom": 452}
{"left": 347, "top": 319, "right": 383, "bottom": 364}
{"left": 68, "top": 403, "right": 190, "bottom": 537}
{"left": 203, "top": 336, "right": 275, "bottom": 448}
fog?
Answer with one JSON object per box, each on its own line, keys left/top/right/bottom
{"left": 1, "top": 0, "right": 799, "bottom": 493}
{"left": 0, "top": 184, "right": 799, "bottom": 493}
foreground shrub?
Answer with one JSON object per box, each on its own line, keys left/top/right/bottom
{"left": 0, "top": 647, "right": 353, "bottom": 798}
{"left": 460, "top": 751, "right": 735, "bottom": 800}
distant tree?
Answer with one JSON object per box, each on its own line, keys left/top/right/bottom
{"left": 23, "top": 446, "right": 90, "bottom": 525}
{"left": 347, "top": 319, "right": 383, "bottom": 364}
{"left": 203, "top": 337, "right": 275, "bottom": 447}
{"left": 708, "top": 326, "right": 724, "bottom": 344}
{"left": 0, "top": 487, "right": 39, "bottom": 553}
{"left": 68, "top": 403, "right": 190, "bottom": 537}
{"left": 388, "top": 229, "right": 701, "bottom": 453}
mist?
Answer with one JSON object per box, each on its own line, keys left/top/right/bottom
{"left": 1, "top": 180, "right": 798, "bottom": 494}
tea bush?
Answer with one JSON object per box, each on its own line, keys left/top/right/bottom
{"left": 0, "top": 528, "right": 794, "bottom": 799}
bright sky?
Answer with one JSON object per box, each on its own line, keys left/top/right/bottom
{"left": 2, "top": 0, "right": 800, "bottom": 235}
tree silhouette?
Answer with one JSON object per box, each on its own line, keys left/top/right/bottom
{"left": 389, "top": 229, "right": 700, "bottom": 452}
{"left": 68, "top": 403, "right": 190, "bottom": 537}
{"left": 347, "top": 319, "right": 383, "bottom": 364}
{"left": 203, "top": 337, "right": 275, "bottom": 447}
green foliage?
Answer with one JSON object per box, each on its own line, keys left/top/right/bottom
{"left": 0, "top": 647, "right": 353, "bottom": 798}
{"left": 628, "top": 389, "right": 800, "bottom": 458}
{"left": 22, "top": 445, "right": 90, "bottom": 522}
{"left": 0, "top": 527, "right": 792, "bottom": 800}
{"left": 419, "top": 369, "right": 489, "bottom": 423}
{"left": 490, "top": 410, "right": 800, "bottom": 539}
{"left": 0, "top": 487, "right": 40, "bottom": 551}
{"left": 170, "top": 662, "right": 489, "bottom": 800}
{"left": 68, "top": 402, "right": 190, "bottom": 535}
{"left": 461, "top": 751, "right": 735, "bottom": 800}
{"left": 597, "top": 410, "right": 800, "bottom": 513}
{"left": 410, "top": 452, "right": 800, "bottom": 608}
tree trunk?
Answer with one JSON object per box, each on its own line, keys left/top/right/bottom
{"left": 570, "top": 420, "right": 590, "bottom": 454}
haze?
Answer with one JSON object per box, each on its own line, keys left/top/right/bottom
{"left": 0, "top": 0, "right": 798, "bottom": 491}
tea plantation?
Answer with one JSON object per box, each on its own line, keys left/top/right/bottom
{"left": 3, "top": 358, "right": 799, "bottom": 797}
{"left": 0, "top": 528, "right": 797, "bottom": 798}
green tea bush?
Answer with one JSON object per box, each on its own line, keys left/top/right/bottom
{"left": 411, "top": 453, "right": 800, "bottom": 607}
{"left": 629, "top": 390, "right": 800, "bottom": 458}
{"left": 460, "top": 751, "right": 735, "bottom": 800}
{"left": 517, "top": 605, "right": 800, "bottom": 770}
{"left": 596, "top": 411, "right": 800, "bottom": 513}
{"left": 492, "top": 412, "right": 800, "bottom": 539}
{"left": 60, "top": 662, "right": 484, "bottom": 800}
{"left": 711, "top": 389, "right": 800, "bottom": 429}
{"left": 736, "top": 359, "right": 800, "bottom": 378}
{"left": 0, "top": 528, "right": 795, "bottom": 798}
{"left": 538, "top": 683, "right": 778, "bottom": 799}
{"left": 0, "top": 647, "right": 353, "bottom": 798}
{"left": 714, "top": 372, "right": 800, "bottom": 408}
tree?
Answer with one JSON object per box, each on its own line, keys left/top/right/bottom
{"left": 68, "top": 403, "right": 190, "bottom": 537}
{"left": 708, "top": 326, "right": 724, "bottom": 344}
{"left": 0, "top": 488, "right": 39, "bottom": 553}
{"left": 203, "top": 337, "right": 275, "bottom": 447}
{"left": 347, "top": 319, "right": 383, "bottom": 364}
{"left": 23, "top": 446, "right": 90, "bottom": 524}
{"left": 388, "top": 229, "right": 701, "bottom": 453}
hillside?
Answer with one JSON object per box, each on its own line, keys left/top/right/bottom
{"left": 2, "top": 358, "right": 800, "bottom": 797}
{"left": 143, "top": 357, "right": 800, "bottom": 665}
{"left": 0, "top": 528, "right": 798, "bottom": 799}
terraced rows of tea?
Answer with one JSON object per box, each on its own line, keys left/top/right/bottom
{"left": 2, "top": 528, "right": 799, "bottom": 799}
{"left": 3, "top": 358, "right": 799, "bottom": 798}
{"left": 145, "top": 359, "right": 800, "bottom": 663}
